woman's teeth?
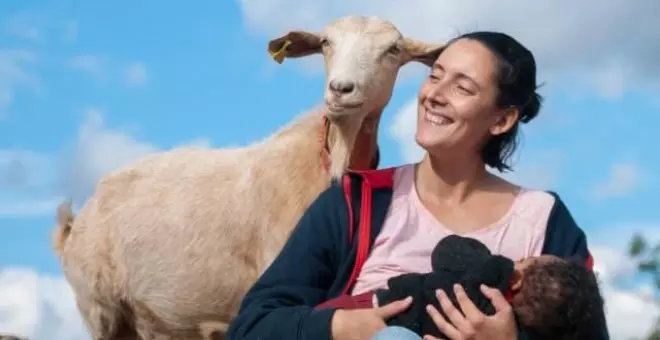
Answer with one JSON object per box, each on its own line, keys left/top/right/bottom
{"left": 424, "top": 112, "right": 451, "bottom": 126}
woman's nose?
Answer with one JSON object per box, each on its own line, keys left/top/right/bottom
{"left": 426, "top": 82, "right": 449, "bottom": 105}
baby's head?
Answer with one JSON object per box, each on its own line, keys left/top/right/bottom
{"left": 509, "top": 255, "right": 606, "bottom": 340}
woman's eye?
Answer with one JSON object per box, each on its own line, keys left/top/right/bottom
{"left": 428, "top": 70, "right": 443, "bottom": 79}
{"left": 457, "top": 85, "right": 473, "bottom": 95}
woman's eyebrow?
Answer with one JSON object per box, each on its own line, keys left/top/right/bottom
{"left": 433, "top": 63, "right": 480, "bottom": 89}
{"left": 457, "top": 73, "right": 480, "bottom": 90}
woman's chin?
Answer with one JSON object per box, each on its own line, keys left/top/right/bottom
{"left": 415, "top": 134, "right": 443, "bottom": 152}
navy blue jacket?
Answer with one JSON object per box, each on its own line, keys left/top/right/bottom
{"left": 226, "top": 168, "right": 608, "bottom": 340}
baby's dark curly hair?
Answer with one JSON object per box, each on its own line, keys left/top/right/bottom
{"left": 514, "top": 258, "right": 607, "bottom": 340}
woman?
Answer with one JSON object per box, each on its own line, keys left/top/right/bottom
{"left": 226, "top": 31, "right": 608, "bottom": 340}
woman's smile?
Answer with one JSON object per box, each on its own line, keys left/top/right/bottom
{"left": 422, "top": 102, "right": 455, "bottom": 127}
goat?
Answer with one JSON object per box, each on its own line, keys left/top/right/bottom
{"left": 53, "top": 15, "right": 444, "bottom": 340}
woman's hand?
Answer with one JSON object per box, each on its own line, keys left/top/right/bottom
{"left": 423, "top": 284, "right": 517, "bottom": 340}
{"left": 331, "top": 296, "right": 412, "bottom": 340}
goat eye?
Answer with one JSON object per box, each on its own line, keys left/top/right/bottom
{"left": 320, "top": 38, "right": 330, "bottom": 47}
{"left": 387, "top": 45, "right": 402, "bottom": 55}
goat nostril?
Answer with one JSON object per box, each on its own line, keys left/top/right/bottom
{"left": 342, "top": 82, "right": 355, "bottom": 93}
{"left": 329, "top": 80, "right": 356, "bottom": 95}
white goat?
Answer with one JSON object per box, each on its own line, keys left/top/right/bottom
{"left": 52, "top": 15, "right": 444, "bottom": 340}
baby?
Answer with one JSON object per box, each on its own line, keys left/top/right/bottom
{"left": 375, "top": 235, "right": 606, "bottom": 340}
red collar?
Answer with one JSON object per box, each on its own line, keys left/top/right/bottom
{"left": 504, "top": 289, "right": 515, "bottom": 302}
{"left": 504, "top": 275, "right": 519, "bottom": 302}
{"left": 318, "top": 114, "right": 331, "bottom": 172}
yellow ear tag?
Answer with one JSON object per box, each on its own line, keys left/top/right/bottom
{"left": 269, "top": 39, "right": 292, "bottom": 64}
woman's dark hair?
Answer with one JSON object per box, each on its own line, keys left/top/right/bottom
{"left": 448, "top": 31, "right": 543, "bottom": 172}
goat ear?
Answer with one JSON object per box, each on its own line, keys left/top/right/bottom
{"left": 267, "top": 31, "right": 322, "bottom": 63}
{"left": 403, "top": 38, "right": 445, "bottom": 67}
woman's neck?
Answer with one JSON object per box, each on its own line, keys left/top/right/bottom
{"left": 415, "top": 152, "right": 489, "bottom": 204}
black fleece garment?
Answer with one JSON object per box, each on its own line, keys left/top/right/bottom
{"left": 375, "top": 235, "right": 515, "bottom": 338}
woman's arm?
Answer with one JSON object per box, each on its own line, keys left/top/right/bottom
{"left": 542, "top": 193, "right": 593, "bottom": 265}
{"left": 226, "top": 186, "right": 346, "bottom": 340}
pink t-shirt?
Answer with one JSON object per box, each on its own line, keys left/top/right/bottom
{"left": 351, "top": 163, "right": 556, "bottom": 296}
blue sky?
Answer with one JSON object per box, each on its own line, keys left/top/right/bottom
{"left": 0, "top": 0, "right": 658, "bottom": 339}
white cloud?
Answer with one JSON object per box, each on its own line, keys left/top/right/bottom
{"left": 589, "top": 223, "right": 660, "bottom": 340}
{"left": 68, "top": 58, "right": 148, "bottom": 86}
{"left": 0, "top": 149, "right": 60, "bottom": 218}
{"left": 0, "top": 268, "right": 88, "bottom": 340}
{"left": 6, "top": 11, "right": 42, "bottom": 42}
{"left": 66, "top": 55, "right": 106, "bottom": 80}
{"left": 6, "top": 10, "right": 80, "bottom": 45}
{"left": 498, "top": 151, "right": 562, "bottom": 190}
{"left": 59, "top": 108, "right": 159, "bottom": 202}
{"left": 389, "top": 99, "right": 423, "bottom": 163}
{"left": 589, "top": 223, "right": 660, "bottom": 255}
{"left": 0, "top": 49, "right": 39, "bottom": 117}
{"left": 0, "top": 108, "right": 209, "bottom": 216}
{"left": 237, "top": 0, "right": 660, "bottom": 96}
{"left": 0, "top": 198, "right": 63, "bottom": 218}
{"left": 122, "top": 62, "right": 148, "bottom": 87}
{"left": 592, "top": 245, "right": 660, "bottom": 340}
{"left": 0, "top": 149, "right": 50, "bottom": 189}
{"left": 590, "top": 163, "right": 643, "bottom": 200}
{"left": 388, "top": 98, "right": 561, "bottom": 189}
{"left": 58, "top": 108, "right": 213, "bottom": 203}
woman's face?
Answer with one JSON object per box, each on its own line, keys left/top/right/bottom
{"left": 415, "top": 38, "right": 518, "bottom": 156}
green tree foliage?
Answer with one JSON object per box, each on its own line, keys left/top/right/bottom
{"left": 628, "top": 233, "right": 660, "bottom": 340}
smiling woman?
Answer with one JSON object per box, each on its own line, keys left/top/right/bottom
{"left": 227, "top": 30, "right": 609, "bottom": 340}
{"left": 416, "top": 32, "right": 541, "bottom": 173}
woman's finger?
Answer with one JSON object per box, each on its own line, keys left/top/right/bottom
{"left": 435, "top": 289, "right": 475, "bottom": 336}
{"left": 425, "top": 304, "right": 463, "bottom": 340}
{"left": 374, "top": 296, "right": 413, "bottom": 319}
{"left": 423, "top": 335, "right": 442, "bottom": 340}
{"left": 453, "top": 284, "right": 485, "bottom": 324}
{"left": 480, "top": 285, "right": 512, "bottom": 313}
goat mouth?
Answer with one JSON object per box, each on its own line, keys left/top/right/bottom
{"left": 326, "top": 102, "right": 364, "bottom": 112}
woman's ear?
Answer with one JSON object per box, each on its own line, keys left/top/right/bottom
{"left": 490, "top": 107, "right": 519, "bottom": 136}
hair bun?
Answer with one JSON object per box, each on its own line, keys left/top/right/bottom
{"left": 520, "top": 92, "right": 542, "bottom": 124}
